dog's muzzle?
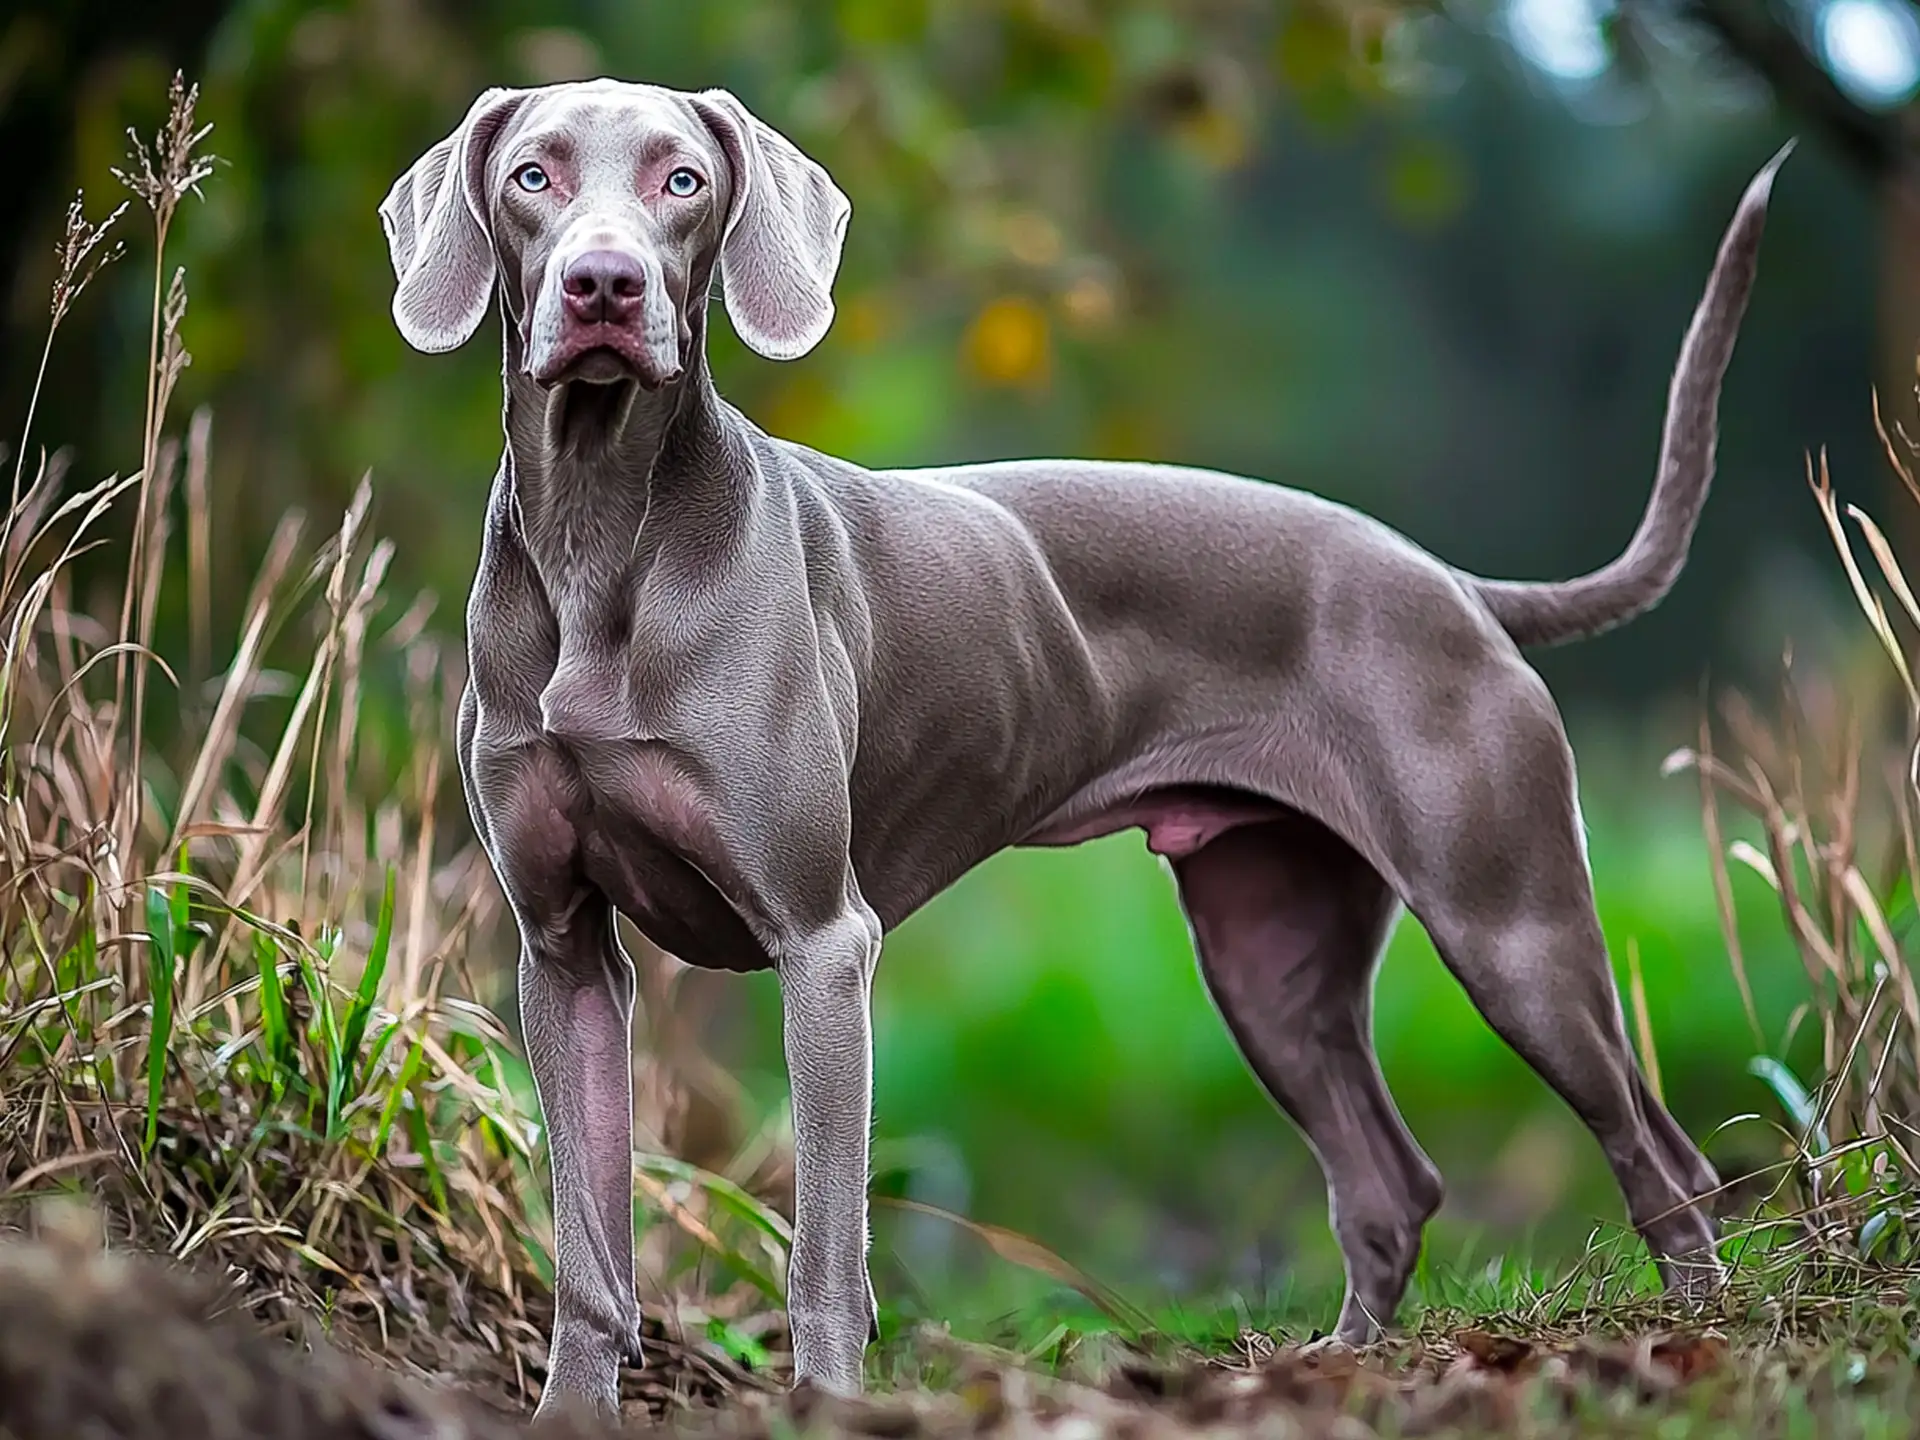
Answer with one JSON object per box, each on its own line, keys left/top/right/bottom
{"left": 528, "top": 241, "right": 685, "bottom": 388}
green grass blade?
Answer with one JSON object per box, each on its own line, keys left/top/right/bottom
{"left": 169, "top": 849, "right": 193, "bottom": 956}
{"left": 360, "top": 1017, "right": 401, "bottom": 1090}
{"left": 142, "top": 885, "right": 179, "bottom": 1159}
{"left": 295, "top": 948, "right": 336, "bottom": 1132}
{"left": 371, "top": 1032, "right": 426, "bottom": 1159}
{"left": 633, "top": 1152, "right": 794, "bottom": 1247}
{"left": 1750, "top": 1055, "right": 1827, "bottom": 1154}
{"left": 252, "top": 932, "right": 293, "bottom": 1092}
{"left": 55, "top": 942, "right": 83, "bottom": 1028}
{"left": 632, "top": 1154, "right": 795, "bottom": 1306}
{"left": 1861, "top": 1206, "right": 1898, "bottom": 1259}
{"left": 704, "top": 1316, "right": 771, "bottom": 1370}
{"left": 337, "top": 866, "right": 395, "bottom": 1112}
{"left": 519, "top": 1230, "right": 555, "bottom": 1290}
{"left": 76, "top": 880, "right": 110, "bottom": 1097}
{"left": 311, "top": 926, "right": 354, "bottom": 1141}
{"left": 404, "top": 1098, "right": 449, "bottom": 1214}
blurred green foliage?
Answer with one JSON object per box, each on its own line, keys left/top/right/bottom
{"left": 0, "top": 0, "right": 1897, "bottom": 1320}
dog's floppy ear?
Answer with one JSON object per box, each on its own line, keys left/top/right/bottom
{"left": 690, "top": 90, "right": 851, "bottom": 361}
{"left": 379, "top": 87, "right": 528, "bottom": 354}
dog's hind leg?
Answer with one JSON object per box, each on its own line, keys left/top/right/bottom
{"left": 1173, "top": 811, "right": 1443, "bottom": 1344}
{"left": 1639, "top": 1071, "right": 1722, "bottom": 1209}
{"left": 1392, "top": 675, "right": 1724, "bottom": 1303}
{"left": 1425, "top": 907, "right": 1722, "bottom": 1298}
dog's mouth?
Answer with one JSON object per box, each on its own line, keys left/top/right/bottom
{"left": 530, "top": 325, "right": 684, "bottom": 391}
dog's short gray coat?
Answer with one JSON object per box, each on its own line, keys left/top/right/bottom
{"left": 378, "top": 79, "right": 1784, "bottom": 1418}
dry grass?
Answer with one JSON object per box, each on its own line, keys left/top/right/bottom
{"left": 1649, "top": 387, "right": 1920, "bottom": 1342}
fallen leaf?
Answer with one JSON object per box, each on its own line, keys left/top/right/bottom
{"left": 1648, "top": 1332, "right": 1729, "bottom": 1381}
{"left": 1455, "top": 1329, "right": 1537, "bottom": 1372}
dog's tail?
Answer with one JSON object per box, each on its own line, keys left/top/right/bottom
{"left": 1464, "top": 143, "right": 1790, "bottom": 649}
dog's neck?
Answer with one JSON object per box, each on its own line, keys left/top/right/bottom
{"left": 498, "top": 328, "right": 750, "bottom": 595}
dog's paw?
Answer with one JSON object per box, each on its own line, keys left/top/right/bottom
{"left": 1295, "top": 1335, "right": 1360, "bottom": 1360}
{"left": 537, "top": 1323, "right": 628, "bottom": 1422}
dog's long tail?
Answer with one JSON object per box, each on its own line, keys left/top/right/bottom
{"left": 1464, "top": 143, "right": 1791, "bottom": 649}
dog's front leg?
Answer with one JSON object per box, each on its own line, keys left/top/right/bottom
{"left": 779, "top": 901, "right": 883, "bottom": 1396}
{"left": 519, "top": 896, "right": 640, "bottom": 1420}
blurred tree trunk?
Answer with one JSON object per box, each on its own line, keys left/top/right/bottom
{"left": 1676, "top": 0, "right": 1920, "bottom": 547}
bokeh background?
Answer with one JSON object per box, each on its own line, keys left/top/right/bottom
{"left": 6, "top": 0, "right": 1920, "bottom": 1327}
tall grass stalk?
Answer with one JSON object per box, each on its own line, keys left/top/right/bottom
{"left": 1661, "top": 372, "right": 1920, "bottom": 1312}
{"left": 105, "top": 72, "right": 217, "bottom": 931}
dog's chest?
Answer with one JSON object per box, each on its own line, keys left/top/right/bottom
{"left": 523, "top": 732, "right": 773, "bottom": 972}
{"left": 531, "top": 577, "right": 653, "bottom": 741}
{"left": 586, "top": 753, "right": 770, "bottom": 971}
{"left": 469, "top": 591, "right": 770, "bottom": 969}
{"left": 540, "top": 639, "right": 631, "bottom": 742}
{"left": 535, "top": 646, "right": 770, "bottom": 968}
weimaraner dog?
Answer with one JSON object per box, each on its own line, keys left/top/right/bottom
{"left": 379, "top": 78, "right": 1782, "bottom": 1415}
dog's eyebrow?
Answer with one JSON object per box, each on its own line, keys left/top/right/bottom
{"left": 632, "top": 128, "right": 705, "bottom": 170}
{"left": 509, "top": 120, "right": 703, "bottom": 176}
{"left": 510, "top": 129, "right": 577, "bottom": 164}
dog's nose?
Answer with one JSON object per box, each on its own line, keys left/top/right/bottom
{"left": 561, "top": 250, "right": 645, "bottom": 325}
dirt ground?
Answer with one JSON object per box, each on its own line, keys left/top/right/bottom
{"left": 0, "top": 1218, "right": 1808, "bottom": 1440}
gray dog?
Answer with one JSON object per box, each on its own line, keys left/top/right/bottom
{"left": 379, "top": 78, "right": 1781, "bottom": 1416}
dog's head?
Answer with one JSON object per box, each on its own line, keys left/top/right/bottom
{"left": 379, "top": 79, "right": 850, "bottom": 388}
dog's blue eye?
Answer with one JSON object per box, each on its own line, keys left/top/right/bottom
{"left": 665, "top": 168, "right": 702, "bottom": 198}
{"left": 515, "top": 164, "right": 550, "bottom": 193}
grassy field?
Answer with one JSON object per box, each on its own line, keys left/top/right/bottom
{"left": 5, "top": 77, "right": 1920, "bottom": 1438}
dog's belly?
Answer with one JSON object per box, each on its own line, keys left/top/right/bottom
{"left": 1021, "top": 784, "right": 1287, "bottom": 860}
